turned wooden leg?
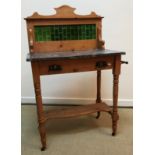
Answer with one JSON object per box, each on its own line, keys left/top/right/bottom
{"left": 112, "top": 74, "right": 119, "bottom": 136}
{"left": 34, "top": 81, "right": 47, "bottom": 150}
{"left": 32, "top": 62, "right": 47, "bottom": 150}
{"left": 96, "top": 70, "right": 102, "bottom": 119}
{"left": 112, "top": 56, "right": 121, "bottom": 136}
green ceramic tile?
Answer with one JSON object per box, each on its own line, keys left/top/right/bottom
{"left": 34, "top": 24, "right": 96, "bottom": 41}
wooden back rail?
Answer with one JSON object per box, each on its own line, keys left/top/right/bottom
{"left": 25, "top": 5, "right": 127, "bottom": 151}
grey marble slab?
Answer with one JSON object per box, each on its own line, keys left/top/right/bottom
{"left": 26, "top": 49, "right": 125, "bottom": 61}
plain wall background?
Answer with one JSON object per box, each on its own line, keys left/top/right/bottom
{"left": 21, "top": 0, "right": 133, "bottom": 106}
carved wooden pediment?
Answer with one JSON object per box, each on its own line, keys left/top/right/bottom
{"left": 25, "top": 5, "right": 103, "bottom": 20}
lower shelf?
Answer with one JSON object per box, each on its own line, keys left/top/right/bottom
{"left": 44, "top": 102, "right": 112, "bottom": 121}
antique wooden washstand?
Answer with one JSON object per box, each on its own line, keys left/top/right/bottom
{"left": 25, "top": 5, "right": 128, "bottom": 150}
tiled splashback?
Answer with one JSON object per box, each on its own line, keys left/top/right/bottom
{"left": 34, "top": 24, "right": 96, "bottom": 41}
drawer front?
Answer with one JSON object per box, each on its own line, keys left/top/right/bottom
{"left": 39, "top": 56, "right": 114, "bottom": 75}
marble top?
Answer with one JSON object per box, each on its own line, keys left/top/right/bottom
{"left": 26, "top": 49, "right": 125, "bottom": 61}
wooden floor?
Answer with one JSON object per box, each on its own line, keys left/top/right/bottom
{"left": 21, "top": 105, "right": 133, "bottom": 155}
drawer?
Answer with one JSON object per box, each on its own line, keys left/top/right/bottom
{"left": 39, "top": 56, "right": 114, "bottom": 75}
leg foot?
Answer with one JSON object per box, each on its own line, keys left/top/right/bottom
{"left": 112, "top": 118, "right": 117, "bottom": 136}
{"left": 112, "top": 113, "right": 119, "bottom": 136}
{"left": 38, "top": 123, "right": 46, "bottom": 151}
{"left": 96, "top": 111, "right": 101, "bottom": 119}
{"left": 41, "top": 146, "right": 46, "bottom": 151}
{"left": 112, "top": 132, "right": 116, "bottom": 136}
